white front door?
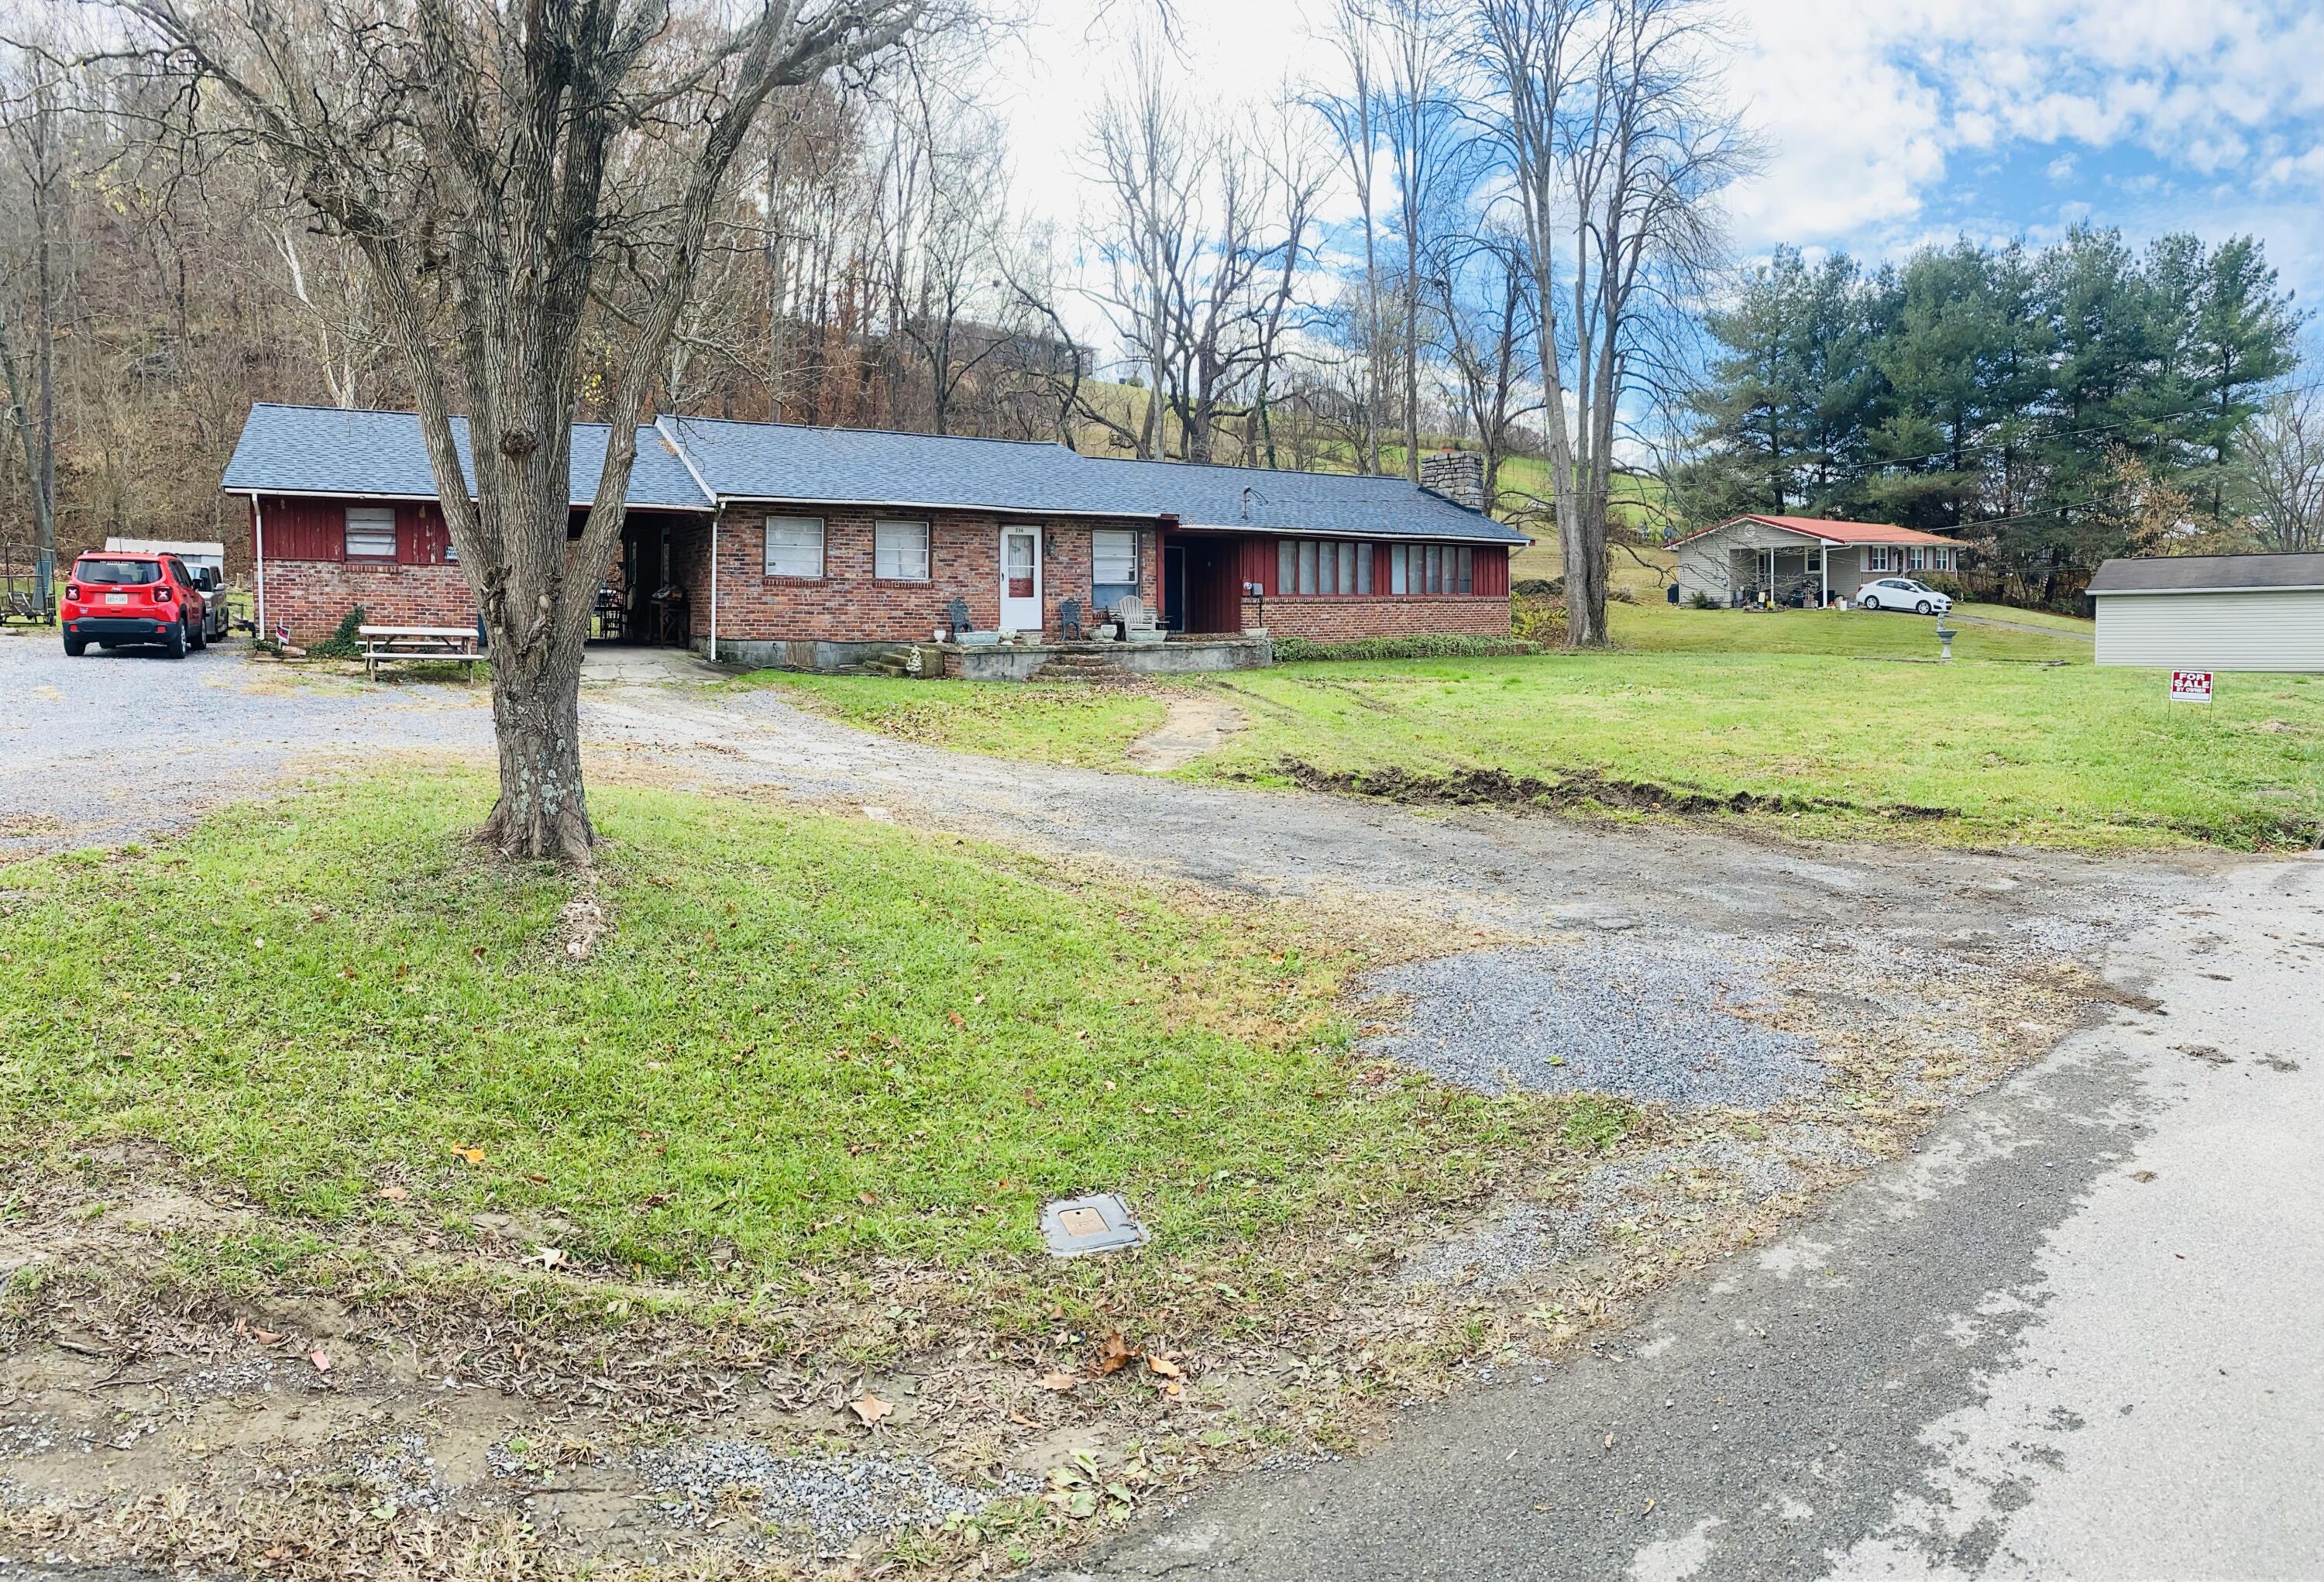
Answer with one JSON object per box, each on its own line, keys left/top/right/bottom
{"left": 1000, "top": 525, "right": 1043, "bottom": 633}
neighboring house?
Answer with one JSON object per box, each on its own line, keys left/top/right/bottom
{"left": 1673, "top": 514, "right": 1965, "bottom": 607}
{"left": 219, "top": 404, "right": 1523, "bottom": 664}
{"left": 2088, "top": 552, "right": 2324, "bottom": 672}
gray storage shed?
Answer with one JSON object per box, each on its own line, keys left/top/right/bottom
{"left": 2089, "top": 552, "right": 2324, "bottom": 672}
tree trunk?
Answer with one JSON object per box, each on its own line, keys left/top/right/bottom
{"left": 480, "top": 648, "right": 594, "bottom": 862}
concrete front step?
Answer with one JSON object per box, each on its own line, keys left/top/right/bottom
{"left": 1037, "top": 655, "right": 1133, "bottom": 683}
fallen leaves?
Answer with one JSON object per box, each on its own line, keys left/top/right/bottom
{"left": 1145, "top": 1355, "right": 1184, "bottom": 1380}
{"left": 849, "top": 1395, "right": 893, "bottom": 1427}
{"left": 1037, "top": 1372, "right": 1079, "bottom": 1393}
{"left": 531, "top": 1245, "right": 569, "bottom": 1271}
{"left": 308, "top": 1349, "right": 332, "bottom": 1376}
{"left": 449, "top": 1144, "right": 486, "bottom": 1166}
{"left": 1095, "top": 1332, "right": 1138, "bottom": 1375}
{"left": 234, "top": 1317, "right": 284, "bottom": 1346}
{"left": 376, "top": 1185, "right": 410, "bottom": 1202}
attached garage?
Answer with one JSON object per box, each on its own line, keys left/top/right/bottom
{"left": 2089, "top": 552, "right": 2324, "bottom": 672}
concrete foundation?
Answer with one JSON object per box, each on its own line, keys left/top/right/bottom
{"left": 704, "top": 633, "right": 1273, "bottom": 679}
{"left": 945, "top": 636, "right": 1271, "bottom": 681}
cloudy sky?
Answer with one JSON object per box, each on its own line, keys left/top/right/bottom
{"left": 992, "top": 0, "right": 2324, "bottom": 303}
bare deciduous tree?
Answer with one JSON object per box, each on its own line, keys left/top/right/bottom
{"left": 1432, "top": 228, "right": 1536, "bottom": 510}
{"left": 1314, "top": 0, "right": 1384, "bottom": 474}
{"left": 0, "top": 43, "right": 64, "bottom": 610}
{"left": 1379, "top": 0, "right": 1461, "bottom": 483}
{"left": 1477, "top": 0, "right": 1747, "bottom": 643}
{"left": 2236, "top": 379, "right": 2324, "bottom": 553}
{"left": 119, "top": 0, "right": 939, "bottom": 861}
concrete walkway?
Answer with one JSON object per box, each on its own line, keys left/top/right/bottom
{"left": 1047, "top": 858, "right": 2324, "bottom": 1581}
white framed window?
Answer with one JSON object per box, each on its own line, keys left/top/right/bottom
{"left": 1093, "top": 528, "right": 1138, "bottom": 587}
{"left": 1865, "top": 545, "right": 1893, "bottom": 573}
{"left": 345, "top": 504, "right": 397, "bottom": 560}
{"left": 875, "top": 519, "right": 930, "bottom": 581}
{"left": 765, "top": 515, "right": 824, "bottom": 578}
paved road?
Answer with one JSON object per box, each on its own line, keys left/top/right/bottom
{"left": 1047, "top": 857, "right": 2324, "bottom": 1581}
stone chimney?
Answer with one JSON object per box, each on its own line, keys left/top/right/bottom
{"left": 1419, "top": 449, "right": 1487, "bottom": 511}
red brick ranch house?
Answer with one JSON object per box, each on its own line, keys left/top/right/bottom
{"left": 221, "top": 404, "right": 1525, "bottom": 671}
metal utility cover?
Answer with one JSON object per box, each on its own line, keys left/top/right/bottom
{"left": 1040, "top": 1193, "right": 1148, "bottom": 1257}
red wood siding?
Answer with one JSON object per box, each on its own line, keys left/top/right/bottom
{"left": 256, "top": 495, "right": 456, "bottom": 566}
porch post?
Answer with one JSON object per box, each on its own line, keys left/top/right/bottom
{"left": 708, "top": 507, "right": 720, "bottom": 662}
{"left": 1820, "top": 545, "right": 1829, "bottom": 607}
{"left": 249, "top": 492, "right": 266, "bottom": 637}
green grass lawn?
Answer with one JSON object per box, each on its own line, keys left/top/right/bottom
{"left": 1603, "top": 601, "right": 2088, "bottom": 660}
{"left": 0, "top": 772, "right": 1619, "bottom": 1284}
{"left": 734, "top": 670, "right": 1171, "bottom": 768}
{"left": 1951, "top": 601, "right": 2095, "bottom": 635}
{"left": 755, "top": 601, "right": 2323, "bottom": 850}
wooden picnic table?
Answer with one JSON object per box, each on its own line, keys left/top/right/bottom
{"left": 359, "top": 624, "right": 489, "bottom": 682}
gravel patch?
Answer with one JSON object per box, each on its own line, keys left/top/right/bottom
{"left": 1361, "top": 937, "right": 1820, "bottom": 1108}
{"left": 352, "top": 1433, "right": 445, "bottom": 1512}
{"left": 0, "top": 637, "right": 488, "bottom": 858}
{"left": 633, "top": 1438, "right": 1030, "bottom": 1556}
{"left": 1401, "top": 1133, "right": 1837, "bottom": 1290}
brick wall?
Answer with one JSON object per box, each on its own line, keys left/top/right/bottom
{"left": 263, "top": 559, "right": 475, "bottom": 643}
{"left": 700, "top": 510, "right": 1161, "bottom": 644}
{"left": 1246, "top": 594, "right": 1511, "bottom": 640}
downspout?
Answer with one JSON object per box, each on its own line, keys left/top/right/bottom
{"left": 249, "top": 492, "right": 266, "bottom": 637}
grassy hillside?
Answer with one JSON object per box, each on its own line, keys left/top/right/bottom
{"left": 1060, "top": 381, "right": 1666, "bottom": 543}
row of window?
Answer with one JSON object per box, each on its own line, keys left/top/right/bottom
{"left": 765, "top": 516, "right": 935, "bottom": 579}
{"left": 1865, "top": 545, "right": 1958, "bottom": 573}
{"left": 1276, "top": 538, "right": 1475, "bottom": 597}
{"left": 768, "top": 518, "right": 1150, "bottom": 590}
{"left": 337, "top": 507, "right": 1479, "bottom": 601}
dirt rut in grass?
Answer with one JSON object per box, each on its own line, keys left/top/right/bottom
{"left": 1274, "top": 758, "right": 1954, "bottom": 822}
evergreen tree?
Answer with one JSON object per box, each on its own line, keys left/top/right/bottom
{"left": 1681, "top": 226, "right": 2302, "bottom": 588}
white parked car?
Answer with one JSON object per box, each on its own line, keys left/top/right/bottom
{"left": 1857, "top": 577, "right": 1951, "bottom": 616}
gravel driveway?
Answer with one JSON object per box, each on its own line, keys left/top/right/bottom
{"left": 2, "top": 631, "right": 2278, "bottom": 1577}
{"left": 0, "top": 628, "right": 487, "bottom": 858}
{"left": 2, "top": 628, "right": 2221, "bottom": 1119}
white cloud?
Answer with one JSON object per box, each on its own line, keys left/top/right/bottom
{"left": 992, "top": 0, "right": 2324, "bottom": 317}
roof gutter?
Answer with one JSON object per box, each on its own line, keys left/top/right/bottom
{"left": 2089, "top": 584, "right": 2324, "bottom": 597}
{"left": 222, "top": 483, "right": 713, "bottom": 513}
{"left": 1176, "top": 521, "right": 1530, "bottom": 545}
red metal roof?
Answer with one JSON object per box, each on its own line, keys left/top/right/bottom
{"left": 1676, "top": 514, "right": 1961, "bottom": 548}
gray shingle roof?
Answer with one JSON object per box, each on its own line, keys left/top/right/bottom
{"left": 222, "top": 404, "right": 713, "bottom": 511}
{"left": 2087, "top": 552, "right": 2324, "bottom": 593}
{"left": 223, "top": 404, "right": 1526, "bottom": 544}
{"left": 658, "top": 415, "right": 1522, "bottom": 542}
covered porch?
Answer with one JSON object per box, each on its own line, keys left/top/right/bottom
{"left": 1726, "top": 538, "right": 1838, "bottom": 608}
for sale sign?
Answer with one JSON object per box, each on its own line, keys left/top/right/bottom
{"left": 2171, "top": 670, "right": 2214, "bottom": 703}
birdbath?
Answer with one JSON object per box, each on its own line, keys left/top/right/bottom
{"left": 1936, "top": 622, "right": 1958, "bottom": 662}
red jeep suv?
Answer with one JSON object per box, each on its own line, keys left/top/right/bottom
{"left": 60, "top": 551, "right": 210, "bottom": 658}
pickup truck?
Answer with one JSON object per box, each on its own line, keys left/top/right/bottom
{"left": 105, "top": 537, "right": 231, "bottom": 640}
